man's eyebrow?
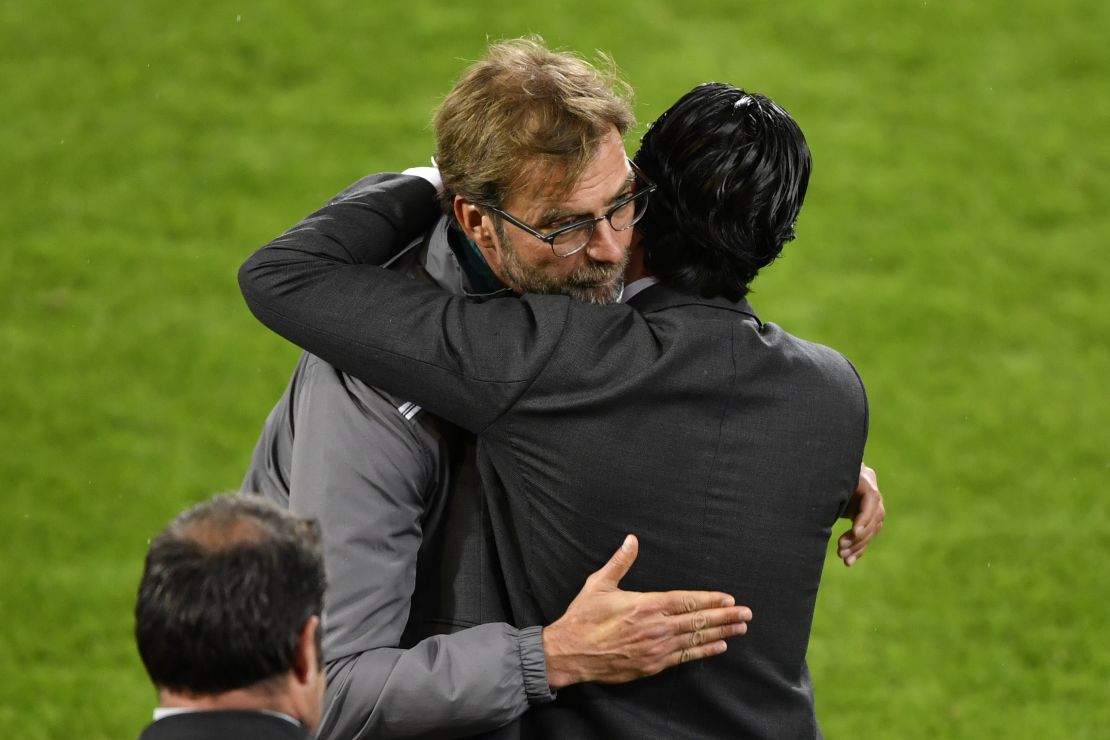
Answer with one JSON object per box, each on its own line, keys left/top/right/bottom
{"left": 538, "top": 171, "right": 638, "bottom": 227}
{"left": 609, "top": 170, "right": 637, "bottom": 202}
{"left": 537, "top": 207, "right": 571, "bottom": 226}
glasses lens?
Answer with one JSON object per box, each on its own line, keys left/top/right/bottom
{"left": 610, "top": 191, "right": 650, "bottom": 231}
{"left": 551, "top": 223, "right": 594, "bottom": 257}
{"left": 609, "top": 197, "right": 637, "bottom": 230}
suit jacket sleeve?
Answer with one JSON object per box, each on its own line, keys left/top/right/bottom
{"left": 282, "top": 357, "right": 551, "bottom": 740}
{"left": 239, "top": 173, "right": 597, "bottom": 434}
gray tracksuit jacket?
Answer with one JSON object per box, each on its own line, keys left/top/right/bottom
{"left": 242, "top": 190, "right": 553, "bottom": 740}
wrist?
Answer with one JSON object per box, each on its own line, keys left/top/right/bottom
{"left": 542, "top": 623, "right": 580, "bottom": 690}
{"left": 517, "top": 625, "right": 556, "bottom": 703}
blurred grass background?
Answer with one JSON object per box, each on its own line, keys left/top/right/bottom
{"left": 2, "top": 0, "right": 1107, "bottom": 737}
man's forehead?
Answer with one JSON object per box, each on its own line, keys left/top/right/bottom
{"left": 511, "top": 155, "right": 633, "bottom": 216}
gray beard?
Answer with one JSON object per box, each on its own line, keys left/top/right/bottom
{"left": 496, "top": 227, "right": 628, "bottom": 306}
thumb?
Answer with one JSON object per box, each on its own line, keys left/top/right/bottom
{"left": 591, "top": 534, "right": 638, "bottom": 589}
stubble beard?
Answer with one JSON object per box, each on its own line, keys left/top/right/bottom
{"left": 495, "top": 224, "right": 628, "bottom": 306}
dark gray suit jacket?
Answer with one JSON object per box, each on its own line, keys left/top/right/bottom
{"left": 138, "top": 711, "right": 310, "bottom": 740}
{"left": 240, "top": 174, "right": 868, "bottom": 739}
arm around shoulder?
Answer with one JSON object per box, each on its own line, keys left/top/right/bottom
{"left": 238, "top": 173, "right": 442, "bottom": 339}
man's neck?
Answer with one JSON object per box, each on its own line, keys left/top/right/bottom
{"left": 157, "top": 686, "right": 301, "bottom": 725}
{"left": 622, "top": 237, "right": 652, "bottom": 285}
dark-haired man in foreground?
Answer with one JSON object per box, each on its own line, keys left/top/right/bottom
{"left": 134, "top": 495, "right": 327, "bottom": 740}
{"left": 241, "top": 81, "right": 871, "bottom": 738}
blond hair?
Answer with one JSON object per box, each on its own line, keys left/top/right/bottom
{"left": 433, "top": 37, "right": 635, "bottom": 212}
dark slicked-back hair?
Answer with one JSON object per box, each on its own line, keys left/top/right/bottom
{"left": 633, "top": 82, "right": 811, "bottom": 301}
{"left": 135, "top": 494, "right": 326, "bottom": 695}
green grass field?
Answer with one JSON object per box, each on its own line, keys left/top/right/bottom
{"left": 2, "top": 1, "right": 1107, "bottom": 737}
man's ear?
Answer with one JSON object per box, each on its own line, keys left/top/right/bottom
{"left": 293, "top": 615, "right": 321, "bottom": 686}
{"left": 453, "top": 196, "right": 504, "bottom": 274}
{"left": 291, "top": 614, "right": 325, "bottom": 734}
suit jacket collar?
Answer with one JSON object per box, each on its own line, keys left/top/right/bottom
{"left": 138, "top": 710, "right": 309, "bottom": 740}
{"left": 626, "top": 281, "right": 762, "bottom": 327}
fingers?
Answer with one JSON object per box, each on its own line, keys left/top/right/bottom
{"left": 588, "top": 534, "right": 639, "bottom": 589}
{"left": 682, "top": 616, "right": 750, "bottom": 647}
{"left": 642, "top": 610, "right": 753, "bottom": 675}
{"left": 641, "top": 600, "right": 752, "bottom": 645}
{"left": 838, "top": 506, "right": 884, "bottom": 565}
{"left": 660, "top": 629, "right": 735, "bottom": 671}
{"left": 656, "top": 589, "right": 737, "bottom": 615}
{"left": 680, "top": 605, "right": 752, "bottom": 632}
{"left": 838, "top": 531, "right": 866, "bottom": 566}
{"left": 839, "top": 463, "right": 884, "bottom": 566}
{"left": 658, "top": 606, "right": 751, "bottom": 654}
{"left": 838, "top": 523, "right": 870, "bottom": 565}
{"left": 673, "top": 639, "right": 729, "bottom": 667}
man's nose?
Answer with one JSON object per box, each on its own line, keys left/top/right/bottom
{"left": 584, "top": 220, "right": 628, "bottom": 265}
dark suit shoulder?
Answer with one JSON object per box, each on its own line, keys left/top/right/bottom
{"left": 139, "top": 711, "right": 309, "bottom": 740}
{"left": 757, "top": 321, "right": 870, "bottom": 443}
{"left": 778, "top": 323, "right": 864, "bottom": 386}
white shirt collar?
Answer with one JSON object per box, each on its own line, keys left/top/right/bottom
{"left": 620, "top": 276, "right": 659, "bottom": 304}
{"left": 153, "top": 707, "right": 300, "bottom": 726}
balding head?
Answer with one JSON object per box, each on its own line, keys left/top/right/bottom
{"left": 135, "top": 495, "right": 326, "bottom": 701}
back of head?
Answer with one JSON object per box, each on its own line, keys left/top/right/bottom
{"left": 434, "top": 36, "right": 635, "bottom": 211}
{"left": 633, "top": 82, "right": 811, "bottom": 301}
{"left": 135, "top": 495, "right": 326, "bottom": 696}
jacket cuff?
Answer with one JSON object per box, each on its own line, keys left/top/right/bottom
{"left": 517, "top": 625, "right": 556, "bottom": 705}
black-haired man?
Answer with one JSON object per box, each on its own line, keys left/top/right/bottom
{"left": 135, "top": 495, "right": 327, "bottom": 740}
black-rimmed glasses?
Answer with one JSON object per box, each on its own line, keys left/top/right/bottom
{"left": 485, "top": 161, "right": 657, "bottom": 258}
